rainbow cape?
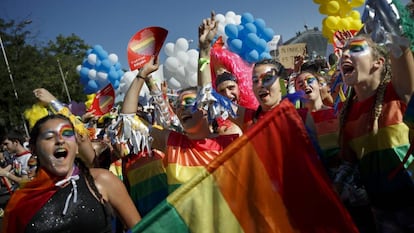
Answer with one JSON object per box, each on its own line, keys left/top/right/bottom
{"left": 129, "top": 100, "right": 358, "bottom": 233}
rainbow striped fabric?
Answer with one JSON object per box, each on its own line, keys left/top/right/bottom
{"left": 129, "top": 100, "right": 357, "bottom": 233}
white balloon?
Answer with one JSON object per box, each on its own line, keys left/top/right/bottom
{"left": 175, "top": 66, "right": 186, "bottom": 81}
{"left": 225, "top": 17, "right": 236, "bottom": 25}
{"left": 164, "top": 43, "right": 175, "bottom": 57}
{"left": 175, "top": 38, "right": 189, "bottom": 53}
{"left": 165, "top": 57, "right": 179, "bottom": 72}
{"left": 151, "top": 64, "right": 164, "bottom": 83}
{"left": 187, "top": 49, "right": 199, "bottom": 60}
{"left": 76, "top": 65, "right": 82, "bottom": 74}
{"left": 108, "top": 53, "right": 118, "bottom": 65}
{"left": 97, "top": 71, "right": 108, "bottom": 81}
{"left": 176, "top": 51, "right": 189, "bottom": 66}
{"left": 88, "top": 54, "right": 97, "bottom": 65}
{"left": 225, "top": 11, "right": 237, "bottom": 19}
{"left": 234, "top": 15, "right": 241, "bottom": 24}
{"left": 119, "top": 70, "right": 138, "bottom": 94}
{"left": 215, "top": 14, "right": 225, "bottom": 23}
{"left": 167, "top": 77, "right": 182, "bottom": 90}
{"left": 88, "top": 69, "right": 97, "bottom": 80}
{"left": 187, "top": 72, "right": 197, "bottom": 86}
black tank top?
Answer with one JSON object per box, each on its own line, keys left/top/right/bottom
{"left": 25, "top": 173, "right": 113, "bottom": 233}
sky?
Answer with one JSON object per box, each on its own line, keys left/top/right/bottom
{"left": 2, "top": 0, "right": 411, "bottom": 71}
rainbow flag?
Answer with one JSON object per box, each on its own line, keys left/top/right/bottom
{"left": 129, "top": 100, "right": 358, "bottom": 233}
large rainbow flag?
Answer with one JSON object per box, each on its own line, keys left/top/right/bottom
{"left": 129, "top": 100, "right": 358, "bottom": 233}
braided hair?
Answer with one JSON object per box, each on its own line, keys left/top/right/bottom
{"left": 339, "top": 34, "right": 391, "bottom": 148}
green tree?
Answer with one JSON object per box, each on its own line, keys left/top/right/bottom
{"left": 0, "top": 18, "right": 90, "bottom": 133}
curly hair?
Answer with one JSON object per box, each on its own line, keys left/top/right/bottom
{"left": 210, "top": 46, "right": 259, "bottom": 110}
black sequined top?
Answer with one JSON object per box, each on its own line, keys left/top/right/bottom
{"left": 24, "top": 173, "right": 113, "bottom": 233}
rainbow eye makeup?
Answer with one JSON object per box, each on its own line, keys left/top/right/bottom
{"left": 40, "top": 124, "right": 75, "bottom": 141}
{"left": 178, "top": 93, "right": 197, "bottom": 109}
{"left": 59, "top": 124, "right": 75, "bottom": 139}
{"left": 344, "top": 38, "right": 369, "bottom": 56}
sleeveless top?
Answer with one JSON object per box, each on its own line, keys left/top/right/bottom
{"left": 25, "top": 174, "right": 112, "bottom": 233}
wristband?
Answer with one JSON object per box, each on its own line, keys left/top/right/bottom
{"left": 137, "top": 75, "right": 146, "bottom": 81}
{"left": 50, "top": 99, "right": 64, "bottom": 112}
{"left": 199, "top": 58, "right": 210, "bottom": 72}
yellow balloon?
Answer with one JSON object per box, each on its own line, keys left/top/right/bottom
{"left": 319, "top": 4, "right": 329, "bottom": 15}
{"left": 326, "top": 0, "right": 340, "bottom": 15}
{"left": 325, "top": 16, "right": 339, "bottom": 29}
{"left": 337, "top": 18, "right": 350, "bottom": 30}
{"left": 349, "top": 19, "right": 363, "bottom": 30}
{"left": 349, "top": 10, "right": 361, "bottom": 20}
{"left": 350, "top": 0, "right": 365, "bottom": 7}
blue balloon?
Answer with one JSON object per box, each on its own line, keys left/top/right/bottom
{"left": 80, "top": 67, "right": 90, "bottom": 78}
{"left": 245, "top": 33, "right": 259, "bottom": 49}
{"left": 82, "top": 59, "right": 93, "bottom": 69}
{"left": 259, "top": 52, "right": 272, "bottom": 61}
{"left": 112, "top": 80, "right": 120, "bottom": 89}
{"left": 241, "top": 12, "right": 254, "bottom": 24}
{"left": 93, "top": 45, "right": 108, "bottom": 60}
{"left": 108, "top": 69, "right": 119, "bottom": 82}
{"left": 253, "top": 18, "right": 266, "bottom": 33}
{"left": 261, "top": 28, "right": 275, "bottom": 42}
{"left": 225, "top": 24, "right": 239, "bottom": 39}
{"left": 239, "top": 23, "right": 257, "bottom": 40}
{"left": 228, "top": 38, "right": 243, "bottom": 54}
{"left": 79, "top": 73, "right": 89, "bottom": 85}
{"left": 97, "top": 59, "right": 111, "bottom": 72}
{"left": 117, "top": 69, "right": 124, "bottom": 79}
{"left": 246, "top": 49, "right": 259, "bottom": 63}
{"left": 256, "top": 38, "right": 268, "bottom": 53}
{"left": 87, "top": 80, "right": 98, "bottom": 91}
{"left": 114, "top": 62, "right": 122, "bottom": 70}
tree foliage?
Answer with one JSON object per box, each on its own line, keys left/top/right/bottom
{"left": 0, "top": 18, "right": 91, "bottom": 133}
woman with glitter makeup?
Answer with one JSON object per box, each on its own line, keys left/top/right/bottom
{"left": 1, "top": 114, "right": 141, "bottom": 233}
{"left": 335, "top": 32, "right": 414, "bottom": 232}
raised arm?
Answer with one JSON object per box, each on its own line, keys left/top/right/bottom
{"left": 390, "top": 36, "right": 414, "bottom": 103}
{"left": 121, "top": 56, "right": 160, "bottom": 114}
{"left": 33, "top": 88, "right": 96, "bottom": 167}
{"left": 198, "top": 11, "right": 218, "bottom": 87}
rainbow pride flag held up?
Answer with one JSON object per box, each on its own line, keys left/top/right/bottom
{"left": 129, "top": 100, "right": 358, "bottom": 233}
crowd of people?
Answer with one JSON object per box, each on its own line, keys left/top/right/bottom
{"left": 0, "top": 9, "right": 414, "bottom": 233}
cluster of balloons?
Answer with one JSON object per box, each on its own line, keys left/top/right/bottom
{"left": 76, "top": 45, "right": 124, "bottom": 94}
{"left": 214, "top": 11, "right": 242, "bottom": 48}
{"left": 163, "top": 38, "right": 199, "bottom": 89}
{"left": 224, "top": 12, "right": 274, "bottom": 64}
{"left": 117, "top": 66, "right": 164, "bottom": 103}
{"left": 314, "top": 0, "right": 365, "bottom": 43}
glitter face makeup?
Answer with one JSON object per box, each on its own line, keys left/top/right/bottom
{"left": 343, "top": 38, "right": 370, "bottom": 57}
{"left": 40, "top": 124, "right": 75, "bottom": 142}
{"left": 178, "top": 92, "right": 197, "bottom": 110}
